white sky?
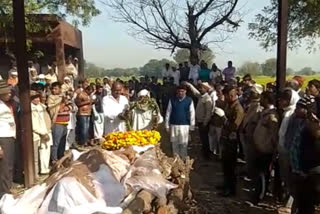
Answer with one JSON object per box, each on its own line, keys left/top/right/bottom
{"left": 78, "top": 0, "right": 320, "bottom": 71}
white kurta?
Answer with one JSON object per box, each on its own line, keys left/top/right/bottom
{"left": 188, "top": 64, "right": 200, "bottom": 85}
{"left": 132, "top": 109, "right": 163, "bottom": 131}
{"left": 170, "top": 71, "right": 180, "bottom": 86}
{"left": 102, "top": 95, "right": 129, "bottom": 134}
{"left": 93, "top": 105, "right": 105, "bottom": 139}
{"left": 165, "top": 98, "right": 195, "bottom": 159}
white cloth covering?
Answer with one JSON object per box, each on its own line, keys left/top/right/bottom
{"left": 102, "top": 95, "right": 129, "bottom": 134}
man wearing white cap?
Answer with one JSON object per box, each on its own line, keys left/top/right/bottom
{"left": 184, "top": 81, "right": 213, "bottom": 158}
{"left": 130, "top": 89, "right": 163, "bottom": 131}
{"left": 45, "top": 64, "right": 58, "bottom": 84}
{"left": 37, "top": 74, "right": 46, "bottom": 86}
{"left": 7, "top": 71, "right": 18, "bottom": 87}
{"left": 29, "top": 67, "right": 38, "bottom": 84}
{"left": 61, "top": 76, "right": 74, "bottom": 94}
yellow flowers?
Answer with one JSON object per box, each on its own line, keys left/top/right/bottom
{"left": 101, "top": 130, "right": 161, "bottom": 150}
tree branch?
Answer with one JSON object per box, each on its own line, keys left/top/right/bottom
{"left": 197, "top": 0, "right": 239, "bottom": 42}
{"left": 194, "top": 0, "right": 215, "bottom": 17}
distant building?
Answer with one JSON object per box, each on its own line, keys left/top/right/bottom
{"left": 0, "top": 14, "right": 84, "bottom": 81}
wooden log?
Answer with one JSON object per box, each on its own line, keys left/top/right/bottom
{"left": 122, "top": 190, "right": 155, "bottom": 214}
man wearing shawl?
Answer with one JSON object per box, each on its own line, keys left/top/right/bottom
{"left": 129, "top": 89, "right": 163, "bottom": 131}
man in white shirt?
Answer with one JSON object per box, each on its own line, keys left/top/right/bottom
{"left": 188, "top": 60, "right": 200, "bottom": 85}
{"left": 170, "top": 67, "right": 180, "bottom": 86}
{"left": 162, "top": 63, "right": 172, "bottom": 78}
{"left": 102, "top": 82, "right": 129, "bottom": 134}
{"left": 0, "top": 80, "right": 15, "bottom": 198}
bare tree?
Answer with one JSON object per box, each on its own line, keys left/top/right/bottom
{"left": 103, "top": 0, "right": 241, "bottom": 62}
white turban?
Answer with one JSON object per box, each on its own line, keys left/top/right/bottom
{"left": 138, "top": 89, "right": 150, "bottom": 97}
{"left": 200, "top": 82, "right": 212, "bottom": 90}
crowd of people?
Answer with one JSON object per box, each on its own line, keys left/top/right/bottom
{"left": 0, "top": 57, "right": 319, "bottom": 214}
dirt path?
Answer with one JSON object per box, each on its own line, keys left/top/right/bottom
{"left": 159, "top": 126, "right": 280, "bottom": 214}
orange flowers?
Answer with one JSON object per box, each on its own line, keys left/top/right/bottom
{"left": 101, "top": 130, "right": 161, "bottom": 150}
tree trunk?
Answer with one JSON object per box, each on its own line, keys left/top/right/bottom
{"left": 189, "top": 46, "right": 199, "bottom": 64}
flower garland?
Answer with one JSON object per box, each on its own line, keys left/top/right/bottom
{"left": 124, "top": 97, "right": 160, "bottom": 131}
{"left": 101, "top": 130, "right": 161, "bottom": 150}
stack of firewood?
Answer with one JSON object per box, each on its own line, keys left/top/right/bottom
{"left": 122, "top": 146, "right": 197, "bottom": 214}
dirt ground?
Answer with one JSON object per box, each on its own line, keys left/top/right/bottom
{"left": 159, "top": 126, "right": 281, "bottom": 214}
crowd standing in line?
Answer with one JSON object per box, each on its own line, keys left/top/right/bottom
{"left": 0, "top": 57, "right": 319, "bottom": 214}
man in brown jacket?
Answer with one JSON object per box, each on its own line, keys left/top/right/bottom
{"left": 219, "top": 85, "right": 244, "bottom": 197}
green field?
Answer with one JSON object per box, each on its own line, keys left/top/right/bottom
{"left": 254, "top": 75, "right": 320, "bottom": 88}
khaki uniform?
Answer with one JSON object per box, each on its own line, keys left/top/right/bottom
{"left": 240, "top": 101, "right": 263, "bottom": 178}
{"left": 221, "top": 100, "right": 244, "bottom": 193}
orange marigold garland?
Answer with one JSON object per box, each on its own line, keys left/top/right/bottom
{"left": 101, "top": 130, "right": 161, "bottom": 150}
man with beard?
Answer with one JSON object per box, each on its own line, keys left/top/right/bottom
{"left": 130, "top": 89, "right": 163, "bottom": 131}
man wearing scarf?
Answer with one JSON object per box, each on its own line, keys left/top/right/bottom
{"left": 130, "top": 89, "right": 163, "bottom": 131}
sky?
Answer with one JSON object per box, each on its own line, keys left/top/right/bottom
{"left": 78, "top": 0, "right": 320, "bottom": 71}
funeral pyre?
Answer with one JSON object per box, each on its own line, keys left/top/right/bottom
{"left": 0, "top": 131, "right": 196, "bottom": 214}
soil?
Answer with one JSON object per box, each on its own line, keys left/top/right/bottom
{"left": 11, "top": 125, "right": 316, "bottom": 214}
{"left": 158, "top": 125, "right": 282, "bottom": 214}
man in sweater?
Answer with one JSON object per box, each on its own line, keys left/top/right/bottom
{"left": 184, "top": 81, "right": 213, "bottom": 158}
{"left": 0, "top": 80, "right": 15, "bottom": 198}
{"left": 48, "top": 82, "right": 72, "bottom": 163}
{"left": 165, "top": 85, "right": 195, "bottom": 159}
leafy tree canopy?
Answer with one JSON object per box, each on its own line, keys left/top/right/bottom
{"left": 173, "top": 48, "right": 215, "bottom": 65}
{"left": 261, "top": 58, "right": 277, "bottom": 77}
{"left": 249, "top": 0, "right": 320, "bottom": 51}
{"left": 140, "top": 59, "right": 176, "bottom": 78}
{"left": 297, "top": 67, "right": 316, "bottom": 75}
{"left": 0, "top": 0, "right": 100, "bottom": 27}
{"left": 238, "top": 61, "right": 262, "bottom": 76}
